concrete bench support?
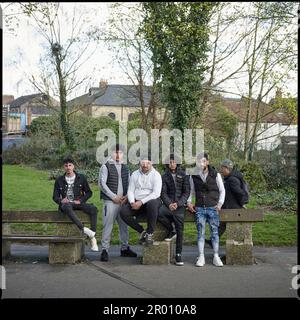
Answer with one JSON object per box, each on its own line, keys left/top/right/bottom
{"left": 49, "top": 241, "right": 84, "bottom": 264}
{"left": 2, "top": 223, "right": 11, "bottom": 258}
{"left": 226, "top": 222, "right": 253, "bottom": 265}
{"left": 141, "top": 222, "right": 176, "bottom": 265}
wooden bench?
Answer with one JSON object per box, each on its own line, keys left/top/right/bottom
{"left": 2, "top": 211, "right": 92, "bottom": 264}
{"left": 2, "top": 208, "right": 264, "bottom": 265}
{"left": 138, "top": 208, "right": 264, "bottom": 265}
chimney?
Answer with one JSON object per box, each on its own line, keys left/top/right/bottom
{"left": 99, "top": 79, "right": 108, "bottom": 88}
{"left": 275, "top": 88, "right": 282, "bottom": 100}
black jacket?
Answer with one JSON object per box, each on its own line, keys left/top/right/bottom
{"left": 161, "top": 167, "right": 190, "bottom": 208}
{"left": 53, "top": 171, "right": 92, "bottom": 205}
{"left": 222, "top": 170, "right": 245, "bottom": 209}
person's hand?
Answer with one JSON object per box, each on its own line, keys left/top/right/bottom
{"left": 120, "top": 196, "right": 128, "bottom": 205}
{"left": 61, "top": 197, "right": 70, "bottom": 204}
{"left": 112, "top": 196, "right": 122, "bottom": 204}
{"left": 131, "top": 200, "right": 143, "bottom": 210}
{"left": 169, "top": 203, "right": 177, "bottom": 211}
{"left": 214, "top": 204, "right": 222, "bottom": 213}
{"left": 73, "top": 200, "right": 81, "bottom": 205}
{"left": 187, "top": 202, "right": 196, "bottom": 213}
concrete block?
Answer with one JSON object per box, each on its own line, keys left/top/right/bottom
{"left": 226, "top": 223, "right": 252, "bottom": 242}
{"left": 2, "top": 223, "right": 11, "bottom": 258}
{"left": 2, "top": 241, "right": 11, "bottom": 259}
{"left": 152, "top": 222, "right": 169, "bottom": 241}
{"left": 226, "top": 240, "right": 253, "bottom": 265}
{"left": 142, "top": 241, "right": 171, "bottom": 265}
{"left": 48, "top": 241, "right": 84, "bottom": 264}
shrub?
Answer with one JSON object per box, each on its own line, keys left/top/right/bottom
{"left": 255, "top": 187, "right": 297, "bottom": 212}
{"left": 48, "top": 167, "right": 100, "bottom": 184}
{"left": 235, "top": 161, "right": 267, "bottom": 193}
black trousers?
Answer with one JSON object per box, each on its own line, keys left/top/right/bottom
{"left": 157, "top": 204, "right": 185, "bottom": 254}
{"left": 120, "top": 198, "right": 161, "bottom": 234}
{"left": 59, "top": 202, "right": 98, "bottom": 232}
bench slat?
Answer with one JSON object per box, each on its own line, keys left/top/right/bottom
{"left": 2, "top": 211, "right": 91, "bottom": 223}
{"left": 2, "top": 235, "right": 85, "bottom": 242}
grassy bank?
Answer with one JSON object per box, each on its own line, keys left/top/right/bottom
{"left": 3, "top": 165, "right": 297, "bottom": 246}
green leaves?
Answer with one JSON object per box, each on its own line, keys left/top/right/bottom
{"left": 141, "top": 2, "right": 215, "bottom": 131}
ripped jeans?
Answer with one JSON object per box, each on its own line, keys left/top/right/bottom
{"left": 195, "top": 207, "right": 220, "bottom": 255}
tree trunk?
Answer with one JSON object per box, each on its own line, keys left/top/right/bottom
{"left": 53, "top": 47, "right": 76, "bottom": 152}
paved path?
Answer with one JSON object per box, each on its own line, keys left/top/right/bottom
{"left": 1, "top": 244, "right": 298, "bottom": 298}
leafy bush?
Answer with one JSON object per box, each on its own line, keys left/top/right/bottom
{"left": 48, "top": 167, "right": 100, "bottom": 184}
{"left": 30, "top": 115, "right": 61, "bottom": 137}
{"left": 235, "top": 161, "right": 267, "bottom": 193}
{"left": 255, "top": 187, "right": 297, "bottom": 212}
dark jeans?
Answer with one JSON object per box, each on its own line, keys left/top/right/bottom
{"left": 59, "top": 202, "right": 98, "bottom": 232}
{"left": 157, "top": 204, "right": 185, "bottom": 254}
{"left": 120, "top": 198, "right": 161, "bottom": 234}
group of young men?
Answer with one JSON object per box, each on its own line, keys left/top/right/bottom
{"left": 53, "top": 144, "right": 248, "bottom": 267}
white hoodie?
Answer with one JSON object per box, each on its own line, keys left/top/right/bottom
{"left": 127, "top": 167, "right": 162, "bottom": 204}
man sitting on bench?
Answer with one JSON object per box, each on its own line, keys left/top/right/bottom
{"left": 157, "top": 154, "right": 190, "bottom": 266}
{"left": 120, "top": 154, "right": 162, "bottom": 246}
{"left": 53, "top": 157, "right": 99, "bottom": 251}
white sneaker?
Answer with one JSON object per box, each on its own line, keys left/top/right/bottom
{"left": 195, "top": 254, "right": 205, "bottom": 267}
{"left": 90, "top": 237, "right": 99, "bottom": 252}
{"left": 83, "top": 227, "right": 95, "bottom": 239}
{"left": 213, "top": 254, "right": 224, "bottom": 267}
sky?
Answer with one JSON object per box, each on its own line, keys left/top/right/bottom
{"left": 2, "top": 2, "right": 298, "bottom": 102}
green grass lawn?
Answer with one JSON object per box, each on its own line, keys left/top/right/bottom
{"left": 3, "top": 164, "right": 297, "bottom": 246}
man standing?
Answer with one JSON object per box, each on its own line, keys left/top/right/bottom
{"left": 99, "top": 144, "right": 137, "bottom": 262}
{"left": 157, "top": 154, "right": 190, "bottom": 266}
{"left": 187, "top": 152, "right": 225, "bottom": 267}
{"left": 120, "top": 154, "right": 162, "bottom": 246}
{"left": 219, "top": 159, "right": 247, "bottom": 237}
{"left": 53, "top": 157, "right": 98, "bottom": 251}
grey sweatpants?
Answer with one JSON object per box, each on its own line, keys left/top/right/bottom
{"left": 101, "top": 200, "right": 129, "bottom": 251}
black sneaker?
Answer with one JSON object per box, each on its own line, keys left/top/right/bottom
{"left": 138, "top": 230, "right": 147, "bottom": 244}
{"left": 175, "top": 253, "right": 184, "bottom": 266}
{"left": 164, "top": 231, "right": 177, "bottom": 241}
{"left": 120, "top": 247, "right": 137, "bottom": 257}
{"left": 205, "top": 239, "right": 213, "bottom": 248}
{"left": 145, "top": 233, "right": 154, "bottom": 246}
{"left": 100, "top": 249, "right": 108, "bottom": 262}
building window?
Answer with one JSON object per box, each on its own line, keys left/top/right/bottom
{"left": 108, "top": 112, "right": 116, "bottom": 120}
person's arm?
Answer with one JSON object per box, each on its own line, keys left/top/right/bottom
{"left": 52, "top": 178, "right": 62, "bottom": 205}
{"left": 216, "top": 173, "right": 225, "bottom": 208}
{"left": 127, "top": 172, "right": 136, "bottom": 204}
{"left": 140, "top": 171, "right": 162, "bottom": 204}
{"left": 98, "top": 164, "right": 117, "bottom": 200}
{"left": 177, "top": 175, "right": 191, "bottom": 207}
{"left": 229, "top": 176, "right": 245, "bottom": 203}
{"left": 80, "top": 175, "right": 93, "bottom": 203}
{"left": 160, "top": 175, "right": 173, "bottom": 207}
{"left": 187, "top": 176, "right": 194, "bottom": 204}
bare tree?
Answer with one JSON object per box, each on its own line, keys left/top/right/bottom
{"left": 4, "top": 2, "right": 105, "bottom": 151}
{"left": 92, "top": 2, "right": 169, "bottom": 131}
{"left": 192, "top": 2, "right": 297, "bottom": 161}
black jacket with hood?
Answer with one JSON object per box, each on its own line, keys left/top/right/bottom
{"left": 222, "top": 170, "right": 245, "bottom": 209}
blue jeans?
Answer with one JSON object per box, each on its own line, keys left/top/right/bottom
{"left": 195, "top": 207, "right": 220, "bottom": 254}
